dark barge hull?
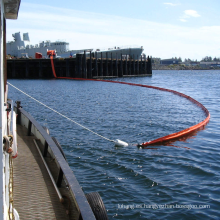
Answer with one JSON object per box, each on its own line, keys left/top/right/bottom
{"left": 7, "top": 54, "right": 152, "bottom": 79}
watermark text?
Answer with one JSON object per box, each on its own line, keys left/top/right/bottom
{"left": 117, "top": 203, "right": 210, "bottom": 210}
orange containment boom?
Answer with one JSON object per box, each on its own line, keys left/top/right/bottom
{"left": 91, "top": 81, "right": 210, "bottom": 147}
{"left": 50, "top": 56, "right": 57, "bottom": 78}
{"left": 47, "top": 50, "right": 56, "bottom": 56}
{"left": 49, "top": 58, "right": 210, "bottom": 147}
{"left": 136, "top": 85, "right": 210, "bottom": 147}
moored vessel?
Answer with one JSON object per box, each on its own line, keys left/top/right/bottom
{"left": 1, "top": 1, "right": 108, "bottom": 219}
{"left": 7, "top": 32, "right": 144, "bottom": 59}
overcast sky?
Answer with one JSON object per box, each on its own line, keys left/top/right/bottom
{"left": 6, "top": 0, "right": 220, "bottom": 60}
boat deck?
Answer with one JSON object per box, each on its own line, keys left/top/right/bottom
{"left": 13, "top": 125, "right": 79, "bottom": 220}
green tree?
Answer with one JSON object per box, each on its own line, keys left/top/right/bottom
{"left": 178, "top": 57, "right": 182, "bottom": 62}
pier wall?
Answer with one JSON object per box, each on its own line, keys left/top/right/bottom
{"left": 7, "top": 53, "right": 152, "bottom": 79}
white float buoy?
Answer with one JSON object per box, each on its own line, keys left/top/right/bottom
{"left": 114, "top": 139, "right": 129, "bottom": 147}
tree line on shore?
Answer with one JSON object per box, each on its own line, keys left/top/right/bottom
{"left": 165, "top": 56, "right": 220, "bottom": 62}
{"left": 150, "top": 56, "right": 220, "bottom": 65}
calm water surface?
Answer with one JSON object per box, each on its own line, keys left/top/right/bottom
{"left": 8, "top": 70, "right": 220, "bottom": 219}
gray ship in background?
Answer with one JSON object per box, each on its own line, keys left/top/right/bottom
{"left": 7, "top": 32, "right": 144, "bottom": 59}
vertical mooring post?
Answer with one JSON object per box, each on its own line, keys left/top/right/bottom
{"left": 25, "top": 60, "right": 29, "bottom": 78}
{"left": 125, "top": 54, "right": 127, "bottom": 75}
{"left": 106, "top": 52, "right": 108, "bottom": 76}
{"left": 144, "top": 54, "right": 146, "bottom": 73}
{"left": 137, "top": 55, "right": 139, "bottom": 75}
{"left": 115, "top": 53, "right": 118, "bottom": 77}
{"left": 133, "top": 54, "right": 135, "bottom": 76}
{"left": 129, "top": 56, "right": 131, "bottom": 75}
{"left": 74, "top": 58, "right": 76, "bottom": 78}
{"left": 100, "top": 52, "right": 103, "bottom": 77}
{"left": 119, "top": 53, "right": 123, "bottom": 77}
{"left": 147, "top": 56, "right": 152, "bottom": 75}
{"left": 89, "top": 51, "right": 92, "bottom": 78}
{"left": 83, "top": 50, "right": 87, "bottom": 78}
{"left": 76, "top": 54, "right": 83, "bottom": 78}
{"left": 150, "top": 56, "right": 152, "bottom": 75}
{"left": 111, "top": 53, "right": 113, "bottom": 76}
{"left": 39, "top": 60, "right": 42, "bottom": 78}
{"left": 76, "top": 54, "right": 79, "bottom": 77}
{"left": 66, "top": 59, "right": 70, "bottom": 77}
{"left": 59, "top": 61, "right": 64, "bottom": 77}
{"left": 140, "top": 55, "right": 143, "bottom": 75}
{"left": 79, "top": 54, "right": 82, "bottom": 78}
{"left": 95, "top": 51, "right": 98, "bottom": 77}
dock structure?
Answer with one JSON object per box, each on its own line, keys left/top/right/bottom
{"left": 7, "top": 52, "right": 152, "bottom": 79}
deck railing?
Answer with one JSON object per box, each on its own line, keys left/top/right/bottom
{"left": 14, "top": 101, "right": 96, "bottom": 220}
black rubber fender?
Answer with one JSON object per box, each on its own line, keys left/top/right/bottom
{"left": 85, "top": 192, "right": 108, "bottom": 220}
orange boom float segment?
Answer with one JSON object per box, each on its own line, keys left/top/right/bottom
{"left": 141, "top": 111, "right": 210, "bottom": 147}
{"left": 137, "top": 86, "right": 210, "bottom": 147}
{"left": 96, "top": 81, "right": 210, "bottom": 147}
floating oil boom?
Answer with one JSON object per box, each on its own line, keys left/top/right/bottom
{"left": 51, "top": 56, "right": 211, "bottom": 148}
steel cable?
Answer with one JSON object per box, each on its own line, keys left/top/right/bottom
{"left": 8, "top": 82, "right": 114, "bottom": 143}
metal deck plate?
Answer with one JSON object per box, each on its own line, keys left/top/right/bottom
{"left": 13, "top": 125, "right": 79, "bottom": 220}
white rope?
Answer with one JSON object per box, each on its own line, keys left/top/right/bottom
{"left": 8, "top": 82, "right": 114, "bottom": 143}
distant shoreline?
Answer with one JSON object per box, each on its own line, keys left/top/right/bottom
{"left": 152, "top": 65, "right": 220, "bottom": 70}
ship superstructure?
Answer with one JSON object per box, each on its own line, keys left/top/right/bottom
{"left": 7, "top": 32, "right": 87, "bottom": 58}
{"left": 7, "top": 32, "right": 144, "bottom": 59}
